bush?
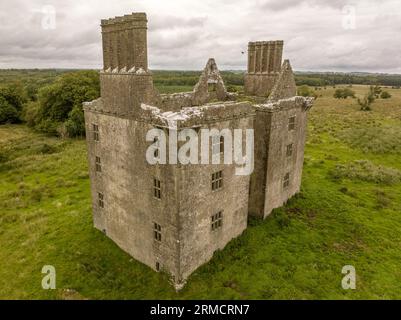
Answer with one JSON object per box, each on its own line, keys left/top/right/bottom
{"left": 0, "top": 96, "right": 19, "bottom": 124}
{"left": 35, "top": 118, "right": 61, "bottom": 136}
{"left": 333, "top": 88, "right": 355, "bottom": 99}
{"left": 21, "top": 101, "right": 41, "bottom": 127}
{"left": 338, "top": 126, "right": 401, "bottom": 154}
{"left": 298, "top": 85, "right": 317, "bottom": 98}
{"left": 329, "top": 160, "right": 401, "bottom": 185}
{"left": 0, "top": 83, "right": 27, "bottom": 124}
{"left": 357, "top": 86, "right": 376, "bottom": 111}
{"left": 380, "top": 91, "right": 391, "bottom": 99}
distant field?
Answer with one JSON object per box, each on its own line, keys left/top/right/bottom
{"left": 1, "top": 84, "right": 401, "bottom": 299}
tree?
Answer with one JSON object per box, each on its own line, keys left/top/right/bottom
{"left": 357, "top": 86, "right": 376, "bottom": 111}
{"left": 35, "top": 71, "right": 100, "bottom": 136}
{"left": 372, "top": 85, "right": 382, "bottom": 98}
{"left": 64, "top": 105, "right": 86, "bottom": 137}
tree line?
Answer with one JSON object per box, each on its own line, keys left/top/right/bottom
{"left": 0, "top": 69, "right": 400, "bottom": 137}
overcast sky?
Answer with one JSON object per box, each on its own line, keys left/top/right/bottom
{"left": 0, "top": 0, "right": 400, "bottom": 73}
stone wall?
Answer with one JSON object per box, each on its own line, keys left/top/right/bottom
{"left": 177, "top": 115, "right": 253, "bottom": 285}
{"left": 249, "top": 97, "right": 313, "bottom": 218}
{"left": 84, "top": 109, "right": 181, "bottom": 280}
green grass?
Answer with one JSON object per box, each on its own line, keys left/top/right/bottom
{"left": 1, "top": 85, "right": 401, "bottom": 299}
{"left": 155, "top": 85, "right": 193, "bottom": 94}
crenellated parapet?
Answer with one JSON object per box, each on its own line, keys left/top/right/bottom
{"left": 101, "top": 13, "right": 148, "bottom": 72}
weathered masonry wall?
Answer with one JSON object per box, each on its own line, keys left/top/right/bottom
{"left": 248, "top": 97, "right": 312, "bottom": 218}
{"left": 84, "top": 108, "right": 181, "bottom": 280}
{"left": 99, "top": 72, "right": 159, "bottom": 116}
{"left": 255, "top": 98, "right": 311, "bottom": 218}
{"left": 177, "top": 114, "right": 254, "bottom": 284}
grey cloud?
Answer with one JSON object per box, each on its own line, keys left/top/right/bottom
{"left": 0, "top": 0, "right": 400, "bottom": 73}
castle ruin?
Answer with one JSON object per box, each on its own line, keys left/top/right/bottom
{"left": 83, "top": 12, "right": 313, "bottom": 289}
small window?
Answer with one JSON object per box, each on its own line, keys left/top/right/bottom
{"left": 286, "top": 144, "right": 293, "bottom": 157}
{"left": 93, "top": 124, "right": 99, "bottom": 141}
{"left": 283, "top": 173, "right": 290, "bottom": 189}
{"left": 98, "top": 192, "right": 104, "bottom": 208}
{"left": 153, "top": 137, "right": 160, "bottom": 159}
{"left": 288, "top": 116, "right": 296, "bottom": 131}
{"left": 212, "top": 171, "right": 223, "bottom": 191}
{"left": 156, "top": 262, "right": 160, "bottom": 272}
{"left": 153, "top": 178, "right": 161, "bottom": 199}
{"left": 211, "top": 211, "right": 223, "bottom": 231}
{"left": 153, "top": 223, "right": 162, "bottom": 242}
{"left": 95, "top": 156, "right": 102, "bottom": 172}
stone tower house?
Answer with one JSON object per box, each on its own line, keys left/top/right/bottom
{"left": 84, "top": 12, "right": 313, "bottom": 289}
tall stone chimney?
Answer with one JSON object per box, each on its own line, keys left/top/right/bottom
{"left": 244, "top": 40, "right": 284, "bottom": 97}
{"left": 101, "top": 13, "right": 148, "bottom": 72}
{"left": 99, "top": 13, "right": 158, "bottom": 115}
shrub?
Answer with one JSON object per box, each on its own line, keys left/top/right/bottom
{"left": 337, "top": 126, "right": 401, "bottom": 154}
{"left": 380, "top": 91, "right": 391, "bottom": 99}
{"left": 21, "top": 101, "right": 41, "bottom": 127}
{"left": 297, "top": 85, "right": 317, "bottom": 98}
{"left": 329, "top": 160, "right": 401, "bottom": 185}
{"left": 0, "top": 96, "right": 19, "bottom": 124}
{"left": 333, "top": 88, "right": 355, "bottom": 99}
{"left": 372, "top": 85, "right": 382, "bottom": 98}
{"left": 0, "top": 83, "right": 26, "bottom": 113}
{"left": 357, "top": 86, "right": 376, "bottom": 111}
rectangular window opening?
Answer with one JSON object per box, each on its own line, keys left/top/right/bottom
{"left": 95, "top": 156, "right": 102, "bottom": 172}
{"left": 211, "top": 170, "right": 223, "bottom": 191}
{"left": 211, "top": 211, "right": 223, "bottom": 231}
{"left": 93, "top": 124, "right": 99, "bottom": 141}
{"left": 153, "top": 223, "right": 162, "bottom": 242}
{"left": 283, "top": 173, "right": 290, "bottom": 189}
{"left": 153, "top": 178, "right": 161, "bottom": 199}
{"left": 288, "top": 116, "right": 296, "bottom": 131}
{"left": 98, "top": 192, "right": 104, "bottom": 208}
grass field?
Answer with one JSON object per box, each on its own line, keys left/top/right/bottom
{"left": 1, "top": 85, "right": 401, "bottom": 299}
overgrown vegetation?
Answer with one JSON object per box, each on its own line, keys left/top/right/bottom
{"left": 329, "top": 160, "right": 401, "bottom": 185}
{"left": 1, "top": 84, "right": 401, "bottom": 299}
{"left": 337, "top": 126, "right": 401, "bottom": 154}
